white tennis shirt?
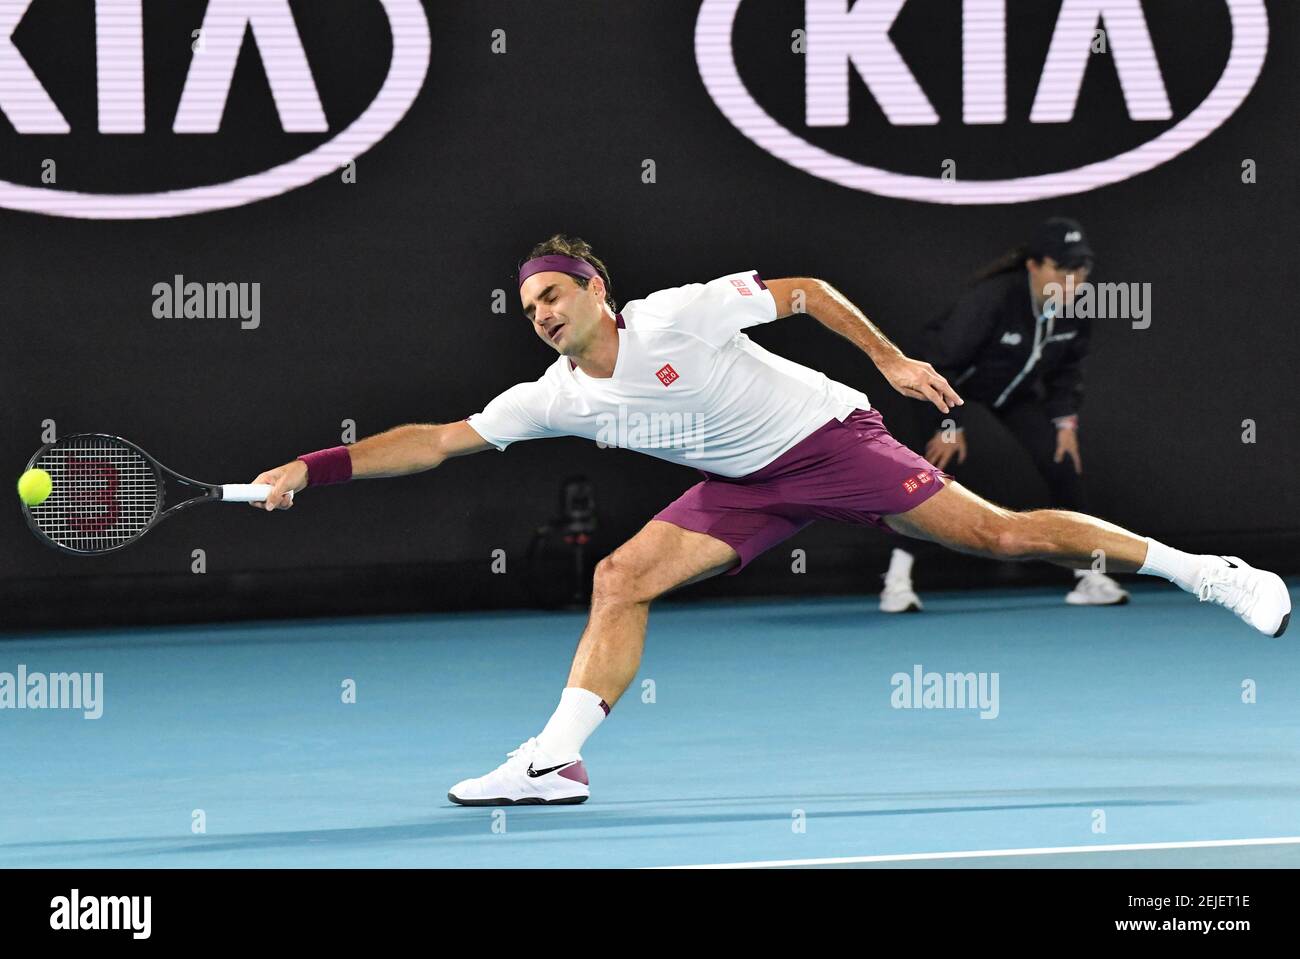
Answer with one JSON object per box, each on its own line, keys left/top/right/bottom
{"left": 466, "top": 271, "right": 871, "bottom": 478}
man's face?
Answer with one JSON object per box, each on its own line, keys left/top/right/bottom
{"left": 1027, "top": 256, "right": 1091, "bottom": 302}
{"left": 520, "top": 271, "right": 605, "bottom": 355}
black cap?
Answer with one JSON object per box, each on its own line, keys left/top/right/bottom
{"left": 1027, "top": 217, "right": 1094, "bottom": 269}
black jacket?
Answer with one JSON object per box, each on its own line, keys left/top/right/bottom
{"left": 923, "top": 269, "right": 1090, "bottom": 430}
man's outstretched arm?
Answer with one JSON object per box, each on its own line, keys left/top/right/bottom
{"left": 765, "top": 277, "right": 964, "bottom": 414}
{"left": 251, "top": 420, "right": 495, "bottom": 510}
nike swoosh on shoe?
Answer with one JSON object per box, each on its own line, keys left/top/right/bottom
{"left": 527, "top": 761, "right": 576, "bottom": 778}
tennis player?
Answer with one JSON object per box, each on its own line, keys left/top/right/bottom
{"left": 250, "top": 235, "right": 1291, "bottom": 806}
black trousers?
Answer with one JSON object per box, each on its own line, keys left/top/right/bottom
{"left": 989, "top": 398, "right": 1088, "bottom": 512}
{"left": 896, "top": 397, "right": 1087, "bottom": 517}
{"left": 884, "top": 399, "right": 1089, "bottom": 583}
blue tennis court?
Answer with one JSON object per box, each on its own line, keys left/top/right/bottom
{"left": 2, "top": 581, "right": 1297, "bottom": 869}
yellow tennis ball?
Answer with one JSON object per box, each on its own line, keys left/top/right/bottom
{"left": 17, "top": 468, "right": 52, "bottom": 507}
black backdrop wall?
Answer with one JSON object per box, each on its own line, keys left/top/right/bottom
{"left": 2, "top": 0, "right": 1297, "bottom": 629}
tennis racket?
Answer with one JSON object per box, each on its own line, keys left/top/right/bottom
{"left": 21, "top": 433, "right": 292, "bottom": 556}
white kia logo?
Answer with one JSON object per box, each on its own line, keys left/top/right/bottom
{"left": 695, "top": 0, "right": 1268, "bottom": 204}
{"left": 0, "top": 0, "right": 430, "bottom": 219}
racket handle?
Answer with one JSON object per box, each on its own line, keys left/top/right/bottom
{"left": 220, "top": 484, "right": 295, "bottom": 504}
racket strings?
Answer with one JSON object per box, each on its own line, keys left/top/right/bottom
{"left": 28, "top": 438, "right": 161, "bottom": 552}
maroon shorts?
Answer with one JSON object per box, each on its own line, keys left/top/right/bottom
{"left": 653, "top": 408, "right": 947, "bottom": 575}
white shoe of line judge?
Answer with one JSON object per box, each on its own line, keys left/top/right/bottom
{"left": 879, "top": 548, "right": 924, "bottom": 613}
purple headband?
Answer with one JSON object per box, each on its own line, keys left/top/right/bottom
{"left": 518, "top": 254, "right": 600, "bottom": 288}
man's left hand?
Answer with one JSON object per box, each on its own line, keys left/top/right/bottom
{"left": 879, "top": 356, "right": 964, "bottom": 414}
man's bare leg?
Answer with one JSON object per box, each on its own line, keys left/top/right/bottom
{"left": 884, "top": 480, "right": 1146, "bottom": 570}
{"left": 884, "top": 480, "right": 1290, "bottom": 636}
{"left": 447, "top": 520, "right": 739, "bottom": 804}
{"left": 566, "top": 519, "right": 739, "bottom": 706}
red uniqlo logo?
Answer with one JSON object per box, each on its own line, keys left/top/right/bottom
{"left": 902, "top": 470, "right": 931, "bottom": 494}
{"left": 656, "top": 363, "right": 679, "bottom": 386}
{"left": 730, "top": 278, "right": 752, "bottom": 297}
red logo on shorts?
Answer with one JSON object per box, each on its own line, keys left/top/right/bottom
{"left": 730, "top": 278, "right": 753, "bottom": 297}
{"left": 656, "top": 363, "right": 679, "bottom": 386}
{"left": 902, "top": 470, "right": 933, "bottom": 494}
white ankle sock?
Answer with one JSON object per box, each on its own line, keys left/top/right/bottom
{"left": 1138, "top": 538, "right": 1215, "bottom": 593}
{"left": 535, "top": 688, "right": 608, "bottom": 762}
{"left": 887, "top": 548, "right": 914, "bottom": 578}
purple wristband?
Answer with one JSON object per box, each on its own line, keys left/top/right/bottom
{"left": 297, "top": 446, "right": 353, "bottom": 486}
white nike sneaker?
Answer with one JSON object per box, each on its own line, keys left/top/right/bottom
{"left": 448, "top": 737, "right": 590, "bottom": 806}
{"left": 1066, "top": 570, "right": 1131, "bottom": 606}
{"left": 1193, "top": 556, "right": 1291, "bottom": 637}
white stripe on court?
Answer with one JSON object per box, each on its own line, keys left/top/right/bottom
{"left": 655, "top": 836, "right": 1300, "bottom": 869}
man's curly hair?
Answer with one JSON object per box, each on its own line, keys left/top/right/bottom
{"left": 523, "top": 234, "right": 617, "bottom": 312}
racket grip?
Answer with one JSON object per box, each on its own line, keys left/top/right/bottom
{"left": 221, "top": 484, "right": 295, "bottom": 504}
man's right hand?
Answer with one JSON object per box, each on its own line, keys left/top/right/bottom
{"left": 924, "top": 430, "right": 968, "bottom": 472}
{"left": 249, "top": 459, "right": 308, "bottom": 511}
